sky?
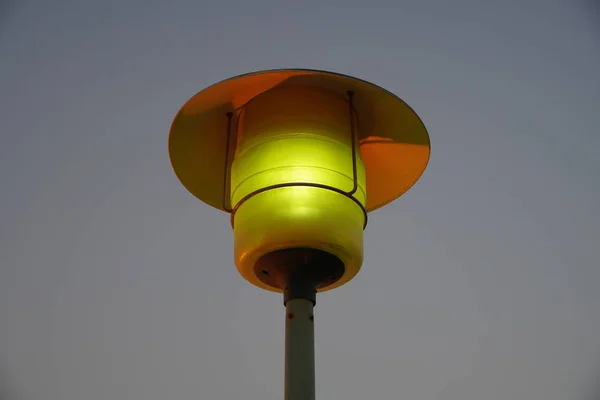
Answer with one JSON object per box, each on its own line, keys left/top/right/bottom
{"left": 1, "top": 0, "right": 599, "bottom": 399}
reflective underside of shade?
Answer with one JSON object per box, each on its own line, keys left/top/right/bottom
{"left": 168, "top": 69, "right": 431, "bottom": 214}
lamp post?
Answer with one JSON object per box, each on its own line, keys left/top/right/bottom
{"left": 168, "top": 69, "right": 430, "bottom": 400}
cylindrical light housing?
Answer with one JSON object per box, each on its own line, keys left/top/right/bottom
{"left": 230, "top": 87, "right": 366, "bottom": 292}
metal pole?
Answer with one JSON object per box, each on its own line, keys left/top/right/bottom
{"left": 262, "top": 248, "right": 341, "bottom": 400}
{"left": 284, "top": 297, "right": 315, "bottom": 400}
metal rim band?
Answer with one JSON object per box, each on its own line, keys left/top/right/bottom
{"left": 228, "top": 182, "right": 368, "bottom": 229}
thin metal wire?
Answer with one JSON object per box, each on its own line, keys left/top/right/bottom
{"left": 346, "top": 91, "right": 359, "bottom": 197}
{"left": 222, "top": 112, "right": 234, "bottom": 212}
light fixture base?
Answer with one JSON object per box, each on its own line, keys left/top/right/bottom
{"left": 254, "top": 248, "right": 345, "bottom": 303}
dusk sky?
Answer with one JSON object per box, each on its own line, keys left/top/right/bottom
{"left": 1, "top": 1, "right": 599, "bottom": 399}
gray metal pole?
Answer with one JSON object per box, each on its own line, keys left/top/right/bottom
{"left": 285, "top": 297, "right": 315, "bottom": 400}
{"left": 260, "top": 248, "right": 341, "bottom": 400}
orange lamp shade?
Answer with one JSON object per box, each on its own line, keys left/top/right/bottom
{"left": 168, "top": 69, "right": 430, "bottom": 293}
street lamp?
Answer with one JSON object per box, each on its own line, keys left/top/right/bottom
{"left": 168, "top": 69, "right": 430, "bottom": 400}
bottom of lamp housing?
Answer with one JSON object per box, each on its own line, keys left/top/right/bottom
{"left": 253, "top": 248, "right": 345, "bottom": 291}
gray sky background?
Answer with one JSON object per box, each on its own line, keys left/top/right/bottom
{"left": 1, "top": 1, "right": 599, "bottom": 399}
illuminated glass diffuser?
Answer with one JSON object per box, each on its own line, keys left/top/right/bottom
{"left": 231, "top": 86, "right": 367, "bottom": 292}
{"left": 168, "top": 69, "right": 430, "bottom": 400}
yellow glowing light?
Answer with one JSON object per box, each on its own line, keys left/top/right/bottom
{"left": 230, "top": 87, "right": 366, "bottom": 291}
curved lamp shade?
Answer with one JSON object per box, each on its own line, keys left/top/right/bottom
{"left": 169, "top": 69, "right": 430, "bottom": 293}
